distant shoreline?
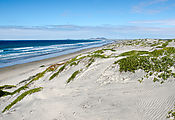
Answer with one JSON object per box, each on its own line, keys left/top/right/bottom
{"left": 0, "top": 43, "right": 108, "bottom": 73}
{"left": 0, "top": 39, "right": 114, "bottom": 68}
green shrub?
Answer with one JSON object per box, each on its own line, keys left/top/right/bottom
{"left": 2, "top": 87, "right": 43, "bottom": 113}
{"left": 167, "top": 105, "right": 175, "bottom": 119}
{"left": 0, "top": 90, "right": 11, "bottom": 97}
{"left": 93, "top": 48, "right": 115, "bottom": 54}
{"left": 86, "top": 57, "right": 95, "bottom": 67}
{"left": 67, "top": 70, "right": 80, "bottom": 83}
{"left": 11, "top": 85, "right": 29, "bottom": 95}
{"left": 70, "top": 61, "right": 80, "bottom": 66}
{"left": 114, "top": 47, "right": 175, "bottom": 83}
{"left": 0, "top": 85, "right": 16, "bottom": 90}
{"left": 117, "top": 50, "right": 149, "bottom": 57}
{"left": 90, "top": 54, "right": 109, "bottom": 58}
{"left": 49, "top": 64, "right": 67, "bottom": 80}
{"left": 40, "top": 65, "right": 45, "bottom": 67}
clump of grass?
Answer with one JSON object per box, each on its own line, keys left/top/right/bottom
{"left": 103, "top": 48, "right": 116, "bottom": 52}
{"left": 119, "top": 39, "right": 152, "bottom": 47}
{"left": 68, "top": 56, "right": 78, "bottom": 64}
{"left": 67, "top": 70, "right": 80, "bottom": 83}
{"left": 40, "top": 65, "right": 45, "bottom": 67}
{"left": 0, "top": 90, "right": 11, "bottom": 97}
{"left": 167, "top": 105, "right": 175, "bottom": 119}
{"left": 23, "top": 69, "right": 48, "bottom": 86}
{"left": 117, "top": 50, "right": 149, "bottom": 57}
{"left": 114, "top": 55, "right": 150, "bottom": 73}
{"left": 0, "top": 85, "right": 16, "bottom": 90}
{"left": 89, "top": 54, "right": 109, "bottom": 58}
{"left": 1, "top": 81, "right": 33, "bottom": 98}
{"left": 47, "top": 64, "right": 59, "bottom": 71}
{"left": 93, "top": 49, "right": 104, "bottom": 54}
{"left": 138, "top": 78, "right": 143, "bottom": 83}
{"left": 93, "top": 48, "right": 116, "bottom": 54}
{"left": 77, "top": 56, "right": 87, "bottom": 60}
{"left": 49, "top": 64, "right": 67, "bottom": 80}
{"left": 114, "top": 46, "right": 175, "bottom": 83}
{"left": 156, "top": 39, "right": 172, "bottom": 48}
{"left": 2, "top": 87, "right": 43, "bottom": 113}
{"left": 49, "top": 55, "right": 87, "bottom": 80}
{"left": 86, "top": 57, "right": 95, "bottom": 67}
{"left": 150, "top": 47, "right": 175, "bottom": 57}
{"left": 9, "top": 69, "right": 47, "bottom": 96}
{"left": 33, "top": 70, "right": 47, "bottom": 81}
{"left": 11, "top": 85, "right": 29, "bottom": 95}
{"left": 70, "top": 61, "right": 80, "bottom": 66}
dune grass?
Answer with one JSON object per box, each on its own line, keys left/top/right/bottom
{"left": 67, "top": 70, "right": 80, "bottom": 83}
{"left": 114, "top": 47, "right": 175, "bottom": 83}
{"left": 93, "top": 48, "right": 116, "bottom": 54}
{"left": 0, "top": 90, "right": 11, "bottom": 97}
{"left": 156, "top": 39, "right": 172, "bottom": 48}
{"left": 89, "top": 54, "right": 109, "bottom": 58}
{"left": 167, "top": 105, "right": 175, "bottom": 119}
{"left": 0, "top": 85, "right": 16, "bottom": 90}
{"left": 40, "top": 65, "right": 45, "bottom": 67}
{"left": 49, "top": 64, "right": 67, "bottom": 80}
{"left": 70, "top": 61, "right": 80, "bottom": 66}
{"left": 2, "top": 87, "right": 43, "bottom": 113}
{"left": 5, "top": 69, "right": 47, "bottom": 97}
{"left": 11, "top": 85, "right": 29, "bottom": 95}
{"left": 0, "top": 70, "right": 46, "bottom": 98}
{"left": 117, "top": 50, "right": 149, "bottom": 57}
{"left": 86, "top": 57, "right": 95, "bottom": 68}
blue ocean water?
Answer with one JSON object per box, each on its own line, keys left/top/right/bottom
{"left": 0, "top": 40, "right": 112, "bottom": 68}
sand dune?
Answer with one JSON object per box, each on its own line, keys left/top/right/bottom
{"left": 0, "top": 39, "right": 175, "bottom": 120}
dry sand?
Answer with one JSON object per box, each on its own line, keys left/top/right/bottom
{"left": 0, "top": 39, "right": 174, "bottom": 120}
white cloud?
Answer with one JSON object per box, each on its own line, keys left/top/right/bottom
{"left": 0, "top": 25, "right": 175, "bottom": 39}
{"left": 132, "top": 0, "right": 170, "bottom": 14}
{"left": 130, "top": 19, "right": 175, "bottom": 26}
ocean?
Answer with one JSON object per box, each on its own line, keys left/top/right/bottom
{"left": 0, "top": 39, "right": 112, "bottom": 68}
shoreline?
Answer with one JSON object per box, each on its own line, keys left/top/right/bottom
{"left": 0, "top": 45, "right": 105, "bottom": 76}
{"left": 0, "top": 39, "right": 174, "bottom": 120}
{"left": 0, "top": 39, "right": 114, "bottom": 69}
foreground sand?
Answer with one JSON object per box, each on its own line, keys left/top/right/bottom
{"left": 0, "top": 39, "right": 175, "bottom": 120}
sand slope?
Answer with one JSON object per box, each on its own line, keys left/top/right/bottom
{"left": 0, "top": 39, "right": 175, "bottom": 120}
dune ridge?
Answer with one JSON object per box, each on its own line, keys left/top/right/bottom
{"left": 0, "top": 39, "right": 175, "bottom": 120}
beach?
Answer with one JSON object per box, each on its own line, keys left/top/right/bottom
{"left": 0, "top": 39, "right": 175, "bottom": 120}
{"left": 0, "top": 46, "right": 101, "bottom": 85}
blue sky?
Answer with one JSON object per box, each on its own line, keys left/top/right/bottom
{"left": 0, "top": 0, "right": 175, "bottom": 39}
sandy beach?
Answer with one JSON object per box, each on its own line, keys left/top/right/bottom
{"left": 0, "top": 39, "right": 175, "bottom": 120}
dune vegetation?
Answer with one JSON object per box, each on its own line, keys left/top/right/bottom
{"left": 114, "top": 47, "right": 175, "bottom": 83}
{"left": 0, "top": 39, "right": 174, "bottom": 119}
{"left": 2, "top": 87, "right": 43, "bottom": 113}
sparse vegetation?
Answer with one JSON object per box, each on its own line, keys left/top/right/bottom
{"left": 117, "top": 50, "right": 149, "bottom": 57}
{"left": 86, "top": 57, "right": 95, "bottom": 68}
{"left": 167, "top": 105, "right": 175, "bottom": 119}
{"left": 67, "top": 70, "right": 80, "bottom": 83}
{"left": 49, "top": 64, "right": 67, "bottom": 80}
{"left": 93, "top": 48, "right": 115, "bottom": 54}
{"left": 11, "top": 85, "right": 29, "bottom": 95}
{"left": 156, "top": 39, "right": 172, "bottom": 48}
{"left": 70, "top": 61, "right": 80, "bottom": 66}
{"left": 1, "top": 39, "right": 174, "bottom": 116}
{"left": 47, "top": 64, "right": 61, "bottom": 71}
{"left": 0, "top": 85, "right": 16, "bottom": 90}
{"left": 40, "top": 65, "right": 45, "bottom": 67}
{"left": 0, "top": 90, "right": 11, "bottom": 97}
{"left": 0, "top": 68, "right": 48, "bottom": 98}
{"left": 2, "top": 87, "right": 43, "bottom": 113}
{"left": 114, "top": 47, "right": 175, "bottom": 83}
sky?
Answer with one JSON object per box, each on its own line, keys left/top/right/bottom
{"left": 0, "top": 0, "right": 175, "bottom": 39}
